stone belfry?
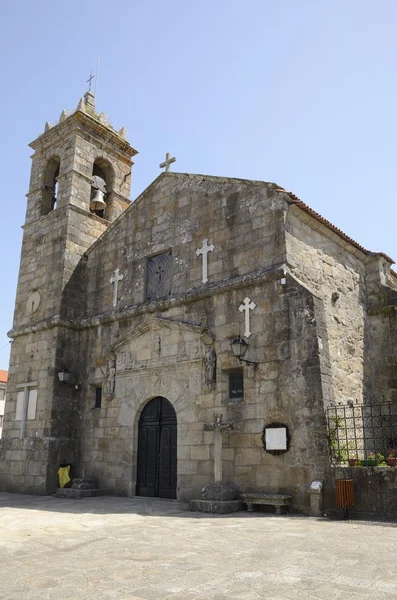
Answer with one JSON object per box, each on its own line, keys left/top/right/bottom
{"left": 0, "top": 91, "right": 138, "bottom": 494}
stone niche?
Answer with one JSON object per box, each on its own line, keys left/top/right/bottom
{"left": 108, "top": 317, "right": 214, "bottom": 499}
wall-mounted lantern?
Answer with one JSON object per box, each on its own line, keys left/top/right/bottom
{"left": 230, "top": 336, "right": 259, "bottom": 367}
{"left": 57, "top": 368, "right": 72, "bottom": 384}
{"left": 57, "top": 368, "right": 81, "bottom": 390}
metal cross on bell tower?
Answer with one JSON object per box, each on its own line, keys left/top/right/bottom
{"left": 86, "top": 58, "right": 100, "bottom": 99}
{"left": 87, "top": 71, "right": 94, "bottom": 92}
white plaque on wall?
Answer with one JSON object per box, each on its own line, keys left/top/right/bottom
{"left": 27, "top": 389, "right": 38, "bottom": 420}
{"left": 265, "top": 427, "right": 287, "bottom": 451}
{"left": 15, "top": 391, "right": 24, "bottom": 421}
{"left": 15, "top": 389, "right": 38, "bottom": 421}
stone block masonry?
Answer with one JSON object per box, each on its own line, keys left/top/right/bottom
{"left": 2, "top": 95, "right": 397, "bottom": 516}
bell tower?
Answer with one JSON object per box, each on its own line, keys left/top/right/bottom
{"left": 0, "top": 92, "right": 138, "bottom": 494}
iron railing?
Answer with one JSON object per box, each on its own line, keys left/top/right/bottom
{"left": 327, "top": 402, "right": 397, "bottom": 464}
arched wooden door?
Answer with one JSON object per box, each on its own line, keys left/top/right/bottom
{"left": 136, "top": 397, "right": 177, "bottom": 499}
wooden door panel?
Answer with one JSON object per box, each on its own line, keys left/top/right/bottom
{"left": 158, "top": 423, "right": 177, "bottom": 499}
{"left": 136, "top": 397, "right": 177, "bottom": 499}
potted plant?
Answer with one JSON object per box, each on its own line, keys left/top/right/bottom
{"left": 386, "top": 450, "right": 397, "bottom": 467}
{"left": 361, "top": 452, "right": 380, "bottom": 467}
{"left": 348, "top": 458, "right": 358, "bottom": 467}
{"left": 376, "top": 452, "right": 386, "bottom": 466}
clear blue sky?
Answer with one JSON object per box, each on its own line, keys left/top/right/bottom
{"left": 0, "top": 1, "right": 396, "bottom": 369}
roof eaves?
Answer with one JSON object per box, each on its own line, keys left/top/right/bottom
{"left": 278, "top": 189, "right": 395, "bottom": 265}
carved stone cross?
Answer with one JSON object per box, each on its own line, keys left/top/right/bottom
{"left": 239, "top": 297, "right": 256, "bottom": 338}
{"left": 204, "top": 413, "right": 233, "bottom": 482}
{"left": 159, "top": 152, "right": 176, "bottom": 172}
{"left": 196, "top": 238, "right": 214, "bottom": 284}
{"left": 110, "top": 268, "right": 123, "bottom": 308}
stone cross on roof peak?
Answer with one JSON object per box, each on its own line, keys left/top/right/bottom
{"left": 160, "top": 152, "right": 176, "bottom": 172}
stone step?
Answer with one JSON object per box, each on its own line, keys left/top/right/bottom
{"left": 55, "top": 487, "right": 105, "bottom": 499}
{"left": 189, "top": 499, "right": 243, "bottom": 514}
{"left": 70, "top": 477, "right": 97, "bottom": 490}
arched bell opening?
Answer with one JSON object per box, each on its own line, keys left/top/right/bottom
{"left": 41, "top": 156, "right": 60, "bottom": 215}
{"left": 136, "top": 396, "right": 177, "bottom": 499}
{"left": 90, "top": 158, "right": 114, "bottom": 219}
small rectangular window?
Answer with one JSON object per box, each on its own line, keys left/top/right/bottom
{"left": 146, "top": 251, "right": 172, "bottom": 300}
{"left": 94, "top": 387, "right": 102, "bottom": 409}
{"left": 229, "top": 370, "right": 244, "bottom": 399}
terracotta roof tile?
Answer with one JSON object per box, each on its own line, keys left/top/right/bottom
{"left": 277, "top": 189, "right": 395, "bottom": 265}
{"left": 0, "top": 370, "right": 8, "bottom": 383}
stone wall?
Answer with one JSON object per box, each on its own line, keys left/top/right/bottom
{"left": 365, "top": 280, "right": 397, "bottom": 400}
{"left": 4, "top": 105, "right": 397, "bottom": 511}
{"left": 331, "top": 466, "right": 397, "bottom": 518}
{"left": 0, "top": 108, "right": 136, "bottom": 495}
{"left": 0, "top": 324, "right": 83, "bottom": 494}
{"left": 82, "top": 174, "right": 288, "bottom": 316}
{"left": 26, "top": 110, "right": 135, "bottom": 224}
{"left": 71, "top": 175, "right": 333, "bottom": 508}
{"left": 76, "top": 273, "right": 331, "bottom": 508}
{"left": 285, "top": 207, "right": 367, "bottom": 406}
{"left": 69, "top": 126, "right": 133, "bottom": 219}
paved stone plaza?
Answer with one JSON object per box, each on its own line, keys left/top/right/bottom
{"left": 1, "top": 493, "right": 397, "bottom": 600}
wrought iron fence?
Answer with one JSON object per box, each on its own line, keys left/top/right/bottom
{"left": 327, "top": 402, "right": 397, "bottom": 465}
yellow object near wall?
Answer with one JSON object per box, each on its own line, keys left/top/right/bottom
{"left": 58, "top": 466, "right": 71, "bottom": 488}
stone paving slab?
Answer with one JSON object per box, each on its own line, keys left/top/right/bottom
{"left": 1, "top": 493, "right": 397, "bottom": 600}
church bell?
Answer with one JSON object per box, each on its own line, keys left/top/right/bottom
{"left": 90, "top": 189, "right": 107, "bottom": 212}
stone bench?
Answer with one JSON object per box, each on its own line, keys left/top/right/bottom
{"left": 241, "top": 493, "right": 292, "bottom": 514}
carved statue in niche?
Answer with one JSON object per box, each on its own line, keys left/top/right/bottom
{"left": 117, "top": 351, "right": 125, "bottom": 371}
{"left": 127, "top": 351, "right": 135, "bottom": 369}
{"left": 106, "top": 354, "right": 116, "bottom": 399}
{"left": 154, "top": 336, "right": 161, "bottom": 356}
{"left": 116, "top": 350, "right": 135, "bottom": 371}
{"left": 204, "top": 346, "right": 216, "bottom": 385}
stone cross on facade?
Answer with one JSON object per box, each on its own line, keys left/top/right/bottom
{"left": 239, "top": 297, "right": 256, "bottom": 338}
{"left": 159, "top": 152, "right": 176, "bottom": 172}
{"left": 204, "top": 413, "right": 233, "bottom": 482}
{"left": 16, "top": 379, "right": 38, "bottom": 439}
{"left": 110, "top": 268, "right": 123, "bottom": 308}
{"left": 196, "top": 238, "right": 214, "bottom": 284}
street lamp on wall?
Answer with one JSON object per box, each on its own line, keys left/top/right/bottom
{"left": 230, "top": 336, "right": 259, "bottom": 367}
{"left": 57, "top": 368, "right": 81, "bottom": 390}
{"left": 57, "top": 368, "right": 72, "bottom": 384}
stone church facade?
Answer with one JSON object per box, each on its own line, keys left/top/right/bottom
{"left": 1, "top": 92, "right": 396, "bottom": 511}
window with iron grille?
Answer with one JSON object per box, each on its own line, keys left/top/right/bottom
{"left": 146, "top": 251, "right": 173, "bottom": 301}
{"left": 229, "top": 369, "right": 244, "bottom": 399}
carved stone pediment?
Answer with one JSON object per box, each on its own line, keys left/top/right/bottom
{"left": 112, "top": 317, "right": 213, "bottom": 372}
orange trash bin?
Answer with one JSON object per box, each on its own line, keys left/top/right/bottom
{"left": 335, "top": 479, "right": 355, "bottom": 509}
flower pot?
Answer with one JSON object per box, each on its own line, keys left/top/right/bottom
{"left": 348, "top": 459, "right": 358, "bottom": 467}
{"left": 387, "top": 457, "right": 397, "bottom": 467}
